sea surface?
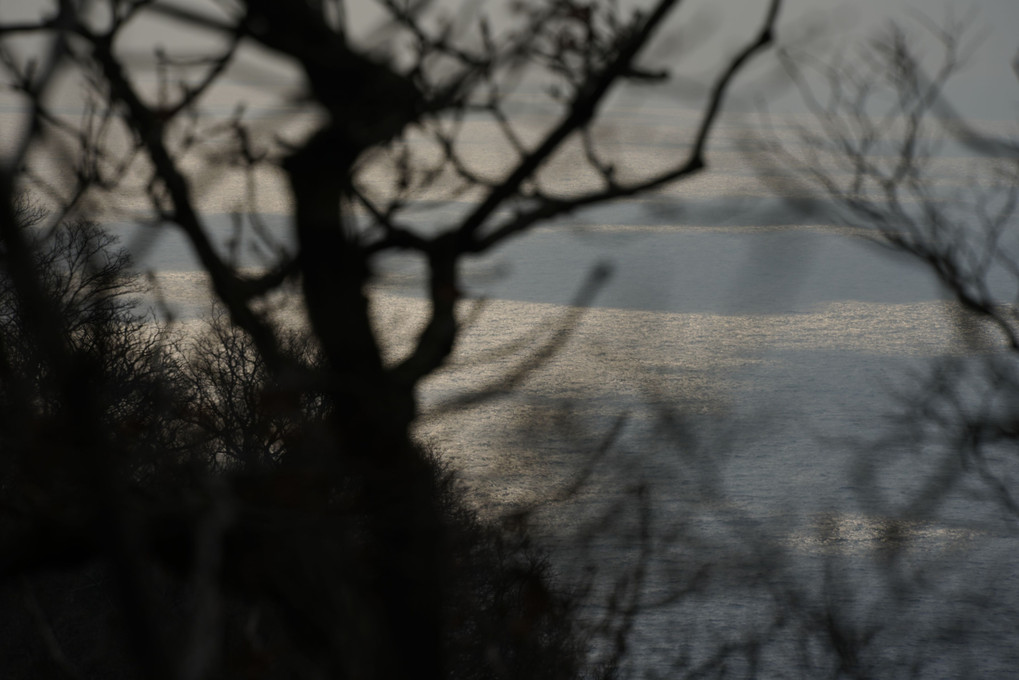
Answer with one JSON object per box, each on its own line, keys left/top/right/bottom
{"left": 11, "top": 49, "right": 1016, "bottom": 677}
{"left": 123, "top": 199, "right": 1019, "bottom": 677}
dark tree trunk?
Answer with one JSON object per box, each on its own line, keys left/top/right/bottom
{"left": 285, "top": 124, "right": 444, "bottom": 680}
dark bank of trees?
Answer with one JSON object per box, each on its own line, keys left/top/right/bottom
{"left": 0, "top": 198, "right": 588, "bottom": 680}
{"left": 0, "top": 1, "right": 781, "bottom": 678}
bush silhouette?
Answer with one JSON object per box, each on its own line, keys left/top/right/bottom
{"left": 0, "top": 200, "right": 588, "bottom": 678}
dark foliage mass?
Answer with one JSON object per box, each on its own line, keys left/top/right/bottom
{"left": 0, "top": 200, "right": 588, "bottom": 679}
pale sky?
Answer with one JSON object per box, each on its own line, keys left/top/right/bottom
{"left": 2, "top": 0, "right": 1016, "bottom": 122}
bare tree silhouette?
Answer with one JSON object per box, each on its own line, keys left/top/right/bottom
{"left": 0, "top": 1, "right": 783, "bottom": 678}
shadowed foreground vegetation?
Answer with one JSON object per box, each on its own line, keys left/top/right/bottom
{"left": 0, "top": 204, "right": 589, "bottom": 679}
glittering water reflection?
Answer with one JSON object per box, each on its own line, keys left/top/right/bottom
{"left": 142, "top": 264, "right": 1018, "bottom": 676}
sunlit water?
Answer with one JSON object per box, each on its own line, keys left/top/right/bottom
{"left": 122, "top": 210, "right": 1019, "bottom": 677}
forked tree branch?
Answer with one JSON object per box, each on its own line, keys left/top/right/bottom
{"left": 393, "top": 0, "right": 782, "bottom": 385}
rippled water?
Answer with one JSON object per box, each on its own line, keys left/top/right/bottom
{"left": 133, "top": 213, "right": 1019, "bottom": 676}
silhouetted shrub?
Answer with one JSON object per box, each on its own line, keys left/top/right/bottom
{"left": 0, "top": 200, "right": 589, "bottom": 679}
